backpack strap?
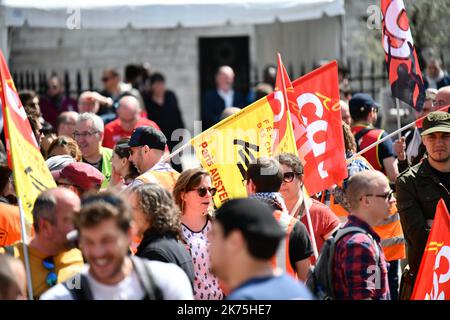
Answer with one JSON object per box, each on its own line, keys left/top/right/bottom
{"left": 131, "top": 256, "right": 163, "bottom": 300}
{"left": 334, "top": 226, "right": 380, "bottom": 257}
{"left": 354, "top": 128, "right": 374, "bottom": 151}
{"left": 63, "top": 273, "right": 94, "bottom": 300}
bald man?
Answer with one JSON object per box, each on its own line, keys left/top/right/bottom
{"left": 433, "top": 86, "right": 450, "bottom": 110}
{"left": 56, "top": 111, "right": 79, "bottom": 137}
{"left": 332, "top": 171, "right": 393, "bottom": 300}
{"left": 201, "top": 65, "right": 245, "bottom": 130}
{"left": 0, "top": 188, "right": 84, "bottom": 299}
{"left": 103, "top": 95, "right": 161, "bottom": 149}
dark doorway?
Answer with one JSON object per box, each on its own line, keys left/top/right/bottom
{"left": 198, "top": 36, "right": 250, "bottom": 111}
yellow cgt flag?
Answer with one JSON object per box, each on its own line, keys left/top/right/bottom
{"left": 0, "top": 51, "right": 57, "bottom": 227}
{"left": 192, "top": 78, "right": 297, "bottom": 207}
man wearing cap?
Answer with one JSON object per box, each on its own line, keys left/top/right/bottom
{"left": 52, "top": 162, "right": 105, "bottom": 197}
{"left": 127, "top": 126, "right": 180, "bottom": 191}
{"left": 73, "top": 112, "right": 113, "bottom": 188}
{"left": 209, "top": 198, "right": 314, "bottom": 300}
{"left": 350, "top": 93, "right": 399, "bottom": 182}
{"left": 396, "top": 111, "right": 450, "bottom": 299}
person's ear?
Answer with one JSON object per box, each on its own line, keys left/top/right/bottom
{"left": 126, "top": 225, "right": 135, "bottom": 246}
{"left": 39, "top": 219, "right": 53, "bottom": 237}
{"left": 246, "top": 179, "right": 256, "bottom": 195}
{"left": 227, "top": 230, "right": 245, "bottom": 253}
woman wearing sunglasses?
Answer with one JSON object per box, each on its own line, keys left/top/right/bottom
{"left": 173, "top": 168, "right": 223, "bottom": 300}
{"left": 278, "top": 153, "right": 341, "bottom": 256}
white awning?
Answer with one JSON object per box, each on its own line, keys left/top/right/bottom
{"left": 2, "top": 0, "right": 344, "bottom": 29}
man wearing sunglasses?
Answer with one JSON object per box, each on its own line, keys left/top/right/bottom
{"left": 332, "top": 170, "right": 393, "bottom": 300}
{"left": 396, "top": 111, "right": 450, "bottom": 299}
{"left": 0, "top": 188, "right": 83, "bottom": 299}
{"left": 245, "top": 157, "right": 313, "bottom": 281}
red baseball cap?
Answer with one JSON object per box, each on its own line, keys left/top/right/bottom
{"left": 52, "top": 162, "right": 105, "bottom": 191}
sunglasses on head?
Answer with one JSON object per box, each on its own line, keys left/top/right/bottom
{"left": 190, "top": 187, "right": 217, "bottom": 197}
{"left": 283, "top": 171, "right": 301, "bottom": 183}
{"left": 42, "top": 257, "right": 58, "bottom": 287}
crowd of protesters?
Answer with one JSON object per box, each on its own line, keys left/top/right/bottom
{"left": 1, "top": 58, "right": 450, "bottom": 301}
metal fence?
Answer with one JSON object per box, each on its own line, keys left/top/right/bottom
{"left": 12, "top": 69, "right": 96, "bottom": 98}
{"left": 13, "top": 59, "right": 390, "bottom": 100}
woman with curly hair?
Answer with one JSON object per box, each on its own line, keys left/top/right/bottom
{"left": 46, "top": 136, "right": 82, "bottom": 161}
{"left": 130, "top": 183, "right": 195, "bottom": 287}
{"left": 172, "top": 168, "right": 223, "bottom": 300}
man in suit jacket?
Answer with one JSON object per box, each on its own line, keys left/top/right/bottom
{"left": 201, "top": 66, "right": 245, "bottom": 130}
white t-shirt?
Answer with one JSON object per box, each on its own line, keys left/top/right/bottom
{"left": 182, "top": 219, "right": 223, "bottom": 300}
{"left": 40, "top": 260, "right": 193, "bottom": 300}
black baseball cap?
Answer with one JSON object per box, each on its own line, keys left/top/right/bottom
{"left": 421, "top": 111, "right": 450, "bottom": 136}
{"left": 215, "top": 198, "right": 285, "bottom": 239}
{"left": 128, "top": 126, "right": 167, "bottom": 150}
{"left": 349, "top": 93, "right": 380, "bottom": 118}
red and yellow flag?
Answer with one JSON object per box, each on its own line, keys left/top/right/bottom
{"left": 191, "top": 55, "right": 298, "bottom": 207}
{"left": 289, "top": 61, "right": 347, "bottom": 195}
{"left": 0, "top": 51, "right": 56, "bottom": 226}
{"left": 411, "top": 199, "right": 450, "bottom": 300}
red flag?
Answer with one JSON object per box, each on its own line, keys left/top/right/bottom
{"left": 381, "top": 0, "right": 425, "bottom": 112}
{"left": 0, "top": 53, "right": 39, "bottom": 169}
{"left": 411, "top": 199, "right": 450, "bottom": 300}
{"left": 270, "top": 53, "right": 296, "bottom": 153}
{"left": 289, "top": 61, "right": 347, "bottom": 195}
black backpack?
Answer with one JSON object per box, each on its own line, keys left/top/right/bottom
{"left": 63, "top": 256, "right": 163, "bottom": 300}
{"left": 306, "top": 226, "right": 380, "bottom": 300}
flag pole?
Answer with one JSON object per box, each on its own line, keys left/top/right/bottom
{"left": 302, "top": 186, "right": 319, "bottom": 260}
{"left": 395, "top": 98, "right": 402, "bottom": 140}
{"left": 349, "top": 103, "right": 450, "bottom": 162}
{"left": 17, "top": 198, "right": 34, "bottom": 300}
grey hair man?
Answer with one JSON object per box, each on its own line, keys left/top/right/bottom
{"left": 73, "top": 112, "right": 112, "bottom": 187}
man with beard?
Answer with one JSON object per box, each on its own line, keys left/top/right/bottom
{"left": 41, "top": 191, "right": 193, "bottom": 300}
{"left": 396, "top": 111, "right": 450, "bottom": 299}
{"left": 0, "top": 188, "right": 83, "bottom": 299}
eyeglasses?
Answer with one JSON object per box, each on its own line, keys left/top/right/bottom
{"left": 283, "top": 172, "right": 301, "bottom": 183}
{"left": 73, "top": 131, "right": 99, "bottom": 139}
{"left": 190, "top": 187, "right": 217, "bottom": 197}
{"left": 42, "top": 257, "right": 58, "bottom": 287}
{"left": 101, "top": 77, "right": 111, "bottom": 82}
{"left": 362, "top": 190, "right": 394, "bottom": 201}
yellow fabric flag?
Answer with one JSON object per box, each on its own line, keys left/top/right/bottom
{"left": 0, "top": 52, "right": 57, "bottom": 226}
{"left": 192, "top": 72, "right": 297, "bottom": 207}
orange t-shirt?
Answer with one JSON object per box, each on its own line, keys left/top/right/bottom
{"left": 0, "top": 202, "right": 22, "bottom": 246}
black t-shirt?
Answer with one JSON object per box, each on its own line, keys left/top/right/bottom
{"left": 135, "top": 232, "right": 195, "bottom": 288}
{"left": 83, "top": 157, "right": 103, "bottom": 172}
{"left": 289, "top": 220, "right": 314, "bottom": 270}
{"left": 429, "top": 165, "right": 450, "bottom": 191}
